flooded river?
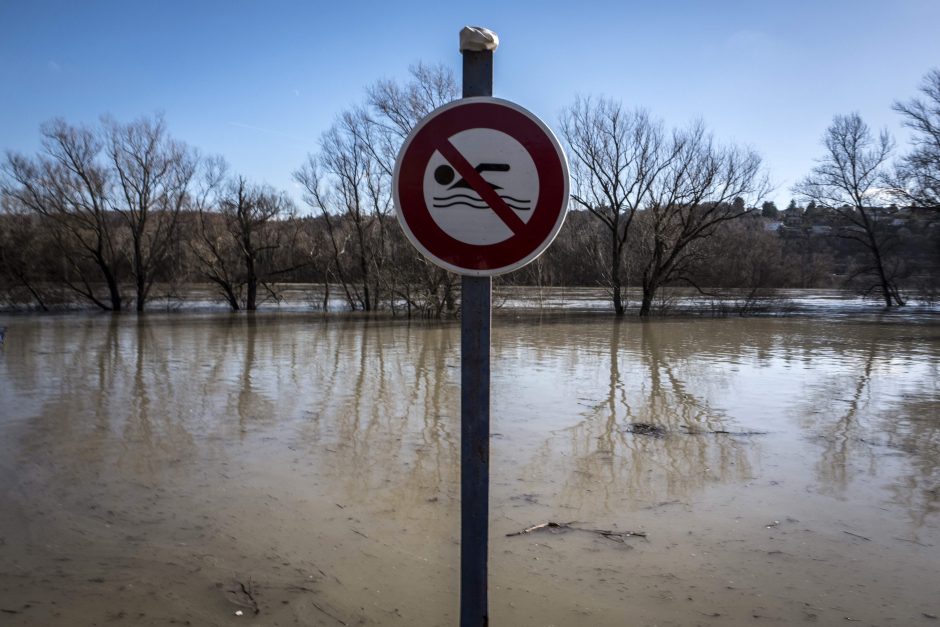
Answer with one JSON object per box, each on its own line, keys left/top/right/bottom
{"left": 0, "top": 312, "right": 938, "bottom": 626}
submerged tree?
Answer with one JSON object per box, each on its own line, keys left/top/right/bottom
{"left": 295, "top": 63, "right": 459, "bottom": 315}
{"left": 2, "top": 119, "right": 126, "bottom": 310}
{"left": 634, "top": 122, "right": 768, "bottom": 316}
{"left": 192, "top": 161, "right": 300, "bottom": 311}
{"left": 560, "top": 99, "right": 667, "bottom": 315}
{"left": 295, "top": 112, "right": 387, "bottom": 311}
{"left": 794, "top": 113, "right": 904, "bottom": 306}
{"left": 366, "top": 63, "right": 460, "bottom": 315}
{"left": 3, "top": 115, "right": 197, "bottom": 312}
{"left": 561, "top": 98, "right": 767, "bottom": 316}
{"left": 105, "top": 114, "right": 196, "bottom": 311}
{"left": 0, "top": 191, "right": 59, "bottom": 310}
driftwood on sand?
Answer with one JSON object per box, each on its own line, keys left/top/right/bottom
{"left": 506, "top": 521, "right": 647, "bottom": 543}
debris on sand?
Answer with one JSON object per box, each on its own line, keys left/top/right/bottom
{"left": 628, "top": 423, "right": 667, "bottom": 437}
{"left": 625, "top": 422, "right": 768, "bottom": 437}
{"left": 221, "top": 578, "right": 259, "bottom": 615}
{"left": 506, "top": 521, "right": 647, "bottom": 543}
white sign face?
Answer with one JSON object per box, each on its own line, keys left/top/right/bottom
{"left": 422, "top": 128, "right": 539, "bottom": 246}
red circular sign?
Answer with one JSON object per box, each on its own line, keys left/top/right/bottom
{"left": 393, "top": 97, "right": 569, "bottom": 276}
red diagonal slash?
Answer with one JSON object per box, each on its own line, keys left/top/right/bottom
{"left": 436, "top": 138, "right": 527, "bottom": 235}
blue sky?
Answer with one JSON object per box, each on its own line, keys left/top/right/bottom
{"left": 2, "top": 0, "right": 939, "bottom": 208}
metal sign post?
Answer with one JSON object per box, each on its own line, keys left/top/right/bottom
{"left": 459, "top": 28, "right": 494, "bottom": 627}
{"left": 391, "top": 26, "right": 568, "bottom": 627}
{"left": 460, "top": 272, "right": 490, "bottom": 627}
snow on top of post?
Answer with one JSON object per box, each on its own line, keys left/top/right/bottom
{"left": 459, "top": 26, "right": 499, "bottom": 52}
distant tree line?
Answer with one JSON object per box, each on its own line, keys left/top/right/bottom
{"left": 2, "top": 66, "right": 938, "bottom": 316}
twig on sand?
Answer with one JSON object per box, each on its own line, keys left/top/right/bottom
{"left": 506, "top": 521, "right": 647, "bottom": 543}
{"left": 285, "top": 585, "right": 348, "bottom": 625}
{"left": 894, "top": 536, "right": 931, "bottom": 547}
{"left": 506, "top": 521, "right": 568, "bottom": 536}
{"left": 310, "top": 601, "right": 349, "bottom": 626}
{"left": 843, "top": 531, "right": 871, "bottom": 541}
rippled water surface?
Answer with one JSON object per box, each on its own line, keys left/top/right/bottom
{"left": 1, "top": 312, "right": 938, "bottom": 626}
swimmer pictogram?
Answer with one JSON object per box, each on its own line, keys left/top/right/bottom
{"left": 431, "top": 163, "right": 532, "bottom": 211}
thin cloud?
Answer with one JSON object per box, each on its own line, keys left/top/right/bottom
{"left": 228, "top": 121, "right": 303, "bottom": 141}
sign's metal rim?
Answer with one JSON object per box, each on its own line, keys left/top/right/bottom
{"left": 393, "top": 96, "right": 570, "bottom": 277}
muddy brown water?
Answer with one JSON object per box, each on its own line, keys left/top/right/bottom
{"left": 0, "top": 312, "right": 938, "bottom": 626}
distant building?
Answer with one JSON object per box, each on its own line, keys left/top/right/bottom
{"left": 781, "top": 207, "right": 803, "bottom": 228}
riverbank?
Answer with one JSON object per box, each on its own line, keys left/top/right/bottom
{"left": 3, "top": 284, "right": 940, "bottom": 318}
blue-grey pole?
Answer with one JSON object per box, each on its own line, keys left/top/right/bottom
{"left": 460, "top": 30, "right": 493, "bottom": 627}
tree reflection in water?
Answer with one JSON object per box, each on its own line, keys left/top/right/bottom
{"left": 286, "top": 318, "right": 461, "bottom": 510}
{"left": 524, "top": 320, "right": 755, "bottom": 514}
{"left": 800, "top": 336, "right": 940, "bottom": 528}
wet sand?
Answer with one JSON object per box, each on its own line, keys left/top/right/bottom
{"left": 0, "top": 312, "right": 938, "bottom": 625}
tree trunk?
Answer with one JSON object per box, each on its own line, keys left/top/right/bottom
{"left": 14, "top": 272, "right": 49, "bottom": 312}
{"left": 639, "top": 286, "right": 654, "bottom": 317}
{"left": 105, "top": 269, "right": 122, "bottom": 312}
{"left": 875, "top": 262, "right": 900, "bottom": 308}
{"left": 246, "top": 254, "right": 257, "bottom": 311}
{"left": 134, "top": 238, "right": 146, "bottom": 312}
{"left": 224, "top": 285, "right": 240, "bottom": 312}
{"left": 612, "top": 284, "right": 624, "bottom": 316}
{"left": 866, "top": 223, "right": 901, "bottom": 308}
{"left": 610, "top": 230, "right": 625, "bottom": 316}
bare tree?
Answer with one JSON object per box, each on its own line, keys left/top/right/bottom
{"left": 295, "top": 112, "right": 386, "bottom": 311}
{"left": 191, "top": 162, "right": 299, "bottom": 311}
{"left": 295, "top": 63, "right": 459, "bottom": 315}
{"left": 365, "top": 62, "right": 458, "bottom": 174}
{"left": 365, "top": 62, "right": 459, "bottom": 316}
{"left": 293, "top": 161, "right": 355, "bottom": 309}
{"left": 2, "top": 119, "right": 125, "bottom": 310}
{"left": 635, "top": 122, "right": 768, "bottom": 316}
{"left": 794, "top": 113, "right": 903, "bottom": 306}
{"left": 560, "top": 98, "right": 669, "bottom": 315}
{"left": 105, "top": 114, "right": 196, "bottom": 311}
{"left": 893, "top": 69, "right": 940, "bottom": 207}
{"left": 190, "top": 157, "right": 241, "bottom": 309}
{"left": 225, "top": 177, "right": 297, "bottom": 311}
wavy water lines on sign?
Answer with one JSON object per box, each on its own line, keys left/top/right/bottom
{"left": 431, "top": 191, "right": 532, "bottom": 211}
